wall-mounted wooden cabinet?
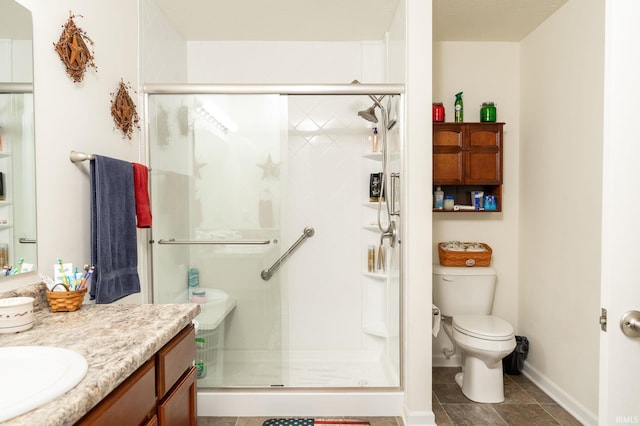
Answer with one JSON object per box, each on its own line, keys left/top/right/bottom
{"left": 433, "top": 122, "right": 504, "bottom": 212}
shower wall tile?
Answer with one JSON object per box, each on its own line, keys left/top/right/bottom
{"left": 285, "top": 95, "right": 372, "bottom": 351}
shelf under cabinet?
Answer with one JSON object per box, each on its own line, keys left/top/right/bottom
{"left": 432, "top": 184, "right": 502, "bottom": 212}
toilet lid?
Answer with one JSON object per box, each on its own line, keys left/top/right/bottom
{"left": 453, "top": 315, "right": 514, "bottom": 340}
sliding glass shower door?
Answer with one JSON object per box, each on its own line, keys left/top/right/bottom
{"left": 149, "top": 94, "right": 285, "bottom": 387}
{"left": 147, "top": 89, "right": 401, "bottom": 389}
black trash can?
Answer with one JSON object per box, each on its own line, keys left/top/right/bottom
{"left": 502, "top": 335, "right": 529, "bottom": 375}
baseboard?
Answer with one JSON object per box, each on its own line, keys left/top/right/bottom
{"left": 522, "top": 363, "right": 598, "bottom": 426}
{"left": 402, "top": 408, "right": 436, "bottom": 426}
{"left": 431, "top": 353, "right": 461, "bottom": 367}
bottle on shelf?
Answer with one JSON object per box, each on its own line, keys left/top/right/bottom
{"left": 434, "top": 186, "right": 444, "bottom": 209}
{"left": 371, "top": 127, "right": 379, "bottom": 152}
{"left": 444, "top": 195, "right": 455, "bottom": 211}
{"left": 367, "top": 245, "right": 375, "bottom": 272}
{"left": 195, "top": 337, "right": 207, "bottom": 379}
{"left": 369, "top": 173, "right": 384, "bottom": 202}
{"left": 454, "top": 92, "right": 463, "bottom": 123}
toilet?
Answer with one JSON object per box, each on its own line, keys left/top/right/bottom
{"left": 433, "top": 264, "right": 516, "bottom": 403}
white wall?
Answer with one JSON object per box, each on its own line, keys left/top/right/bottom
{"left": 404, "top": 0, "right": 433, "bottom": 424}
{"left": 140, "top": 0, "right": 187, "bottom": 83}
{"left": 431, "top": 42, "right": 520, "bottom": 364}
{"left": 520, "top": 0, "right": 604, "bottom": 422}
{"left": 187, "top": 41, "right": 376, "bottom": 84}
{"left": 3, "top": 0, "right": 144, "bottom": 302}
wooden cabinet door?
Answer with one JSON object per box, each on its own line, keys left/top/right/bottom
{"left": 157, "top": 324, "right": 196, "bottom": 399}
{"left": 157, "top": 366, "right": 197, "bottom": 426}
{"left": 433, "top": 123, "right": 464, "bottom": 185}
{"left": 76, "top": 358, "right": 156, "bottom": 426}
{"left": 464, "top": 123, "right": 502, "bottom": 185}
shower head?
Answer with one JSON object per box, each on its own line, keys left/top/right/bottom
{"left": 358, "top": 105, "right": 378, "bottom": 123}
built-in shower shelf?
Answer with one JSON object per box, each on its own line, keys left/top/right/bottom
{"left": 362, "top": 271, "right": 387, "bottom": 280}
{"left": 362, "top": 201, "right": 384, "bottom": 208}
{"left": 363, "top": 152, "right": 383, "bottom": 161}
{"left": 363, "top": 322, "right": 388, "bottom": 338}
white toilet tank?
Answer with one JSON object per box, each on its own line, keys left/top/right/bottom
{"left": 433, "top": 264, "right": 497, "bottom": 317}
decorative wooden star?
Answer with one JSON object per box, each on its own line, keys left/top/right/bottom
{"left": 110, "top": 80, "right": 140, "bottom": 140}
{"left": 257, "top": 154, "right": 280, "bottom": 180}
{"left": 53, "top": 13, "right": 97, "bottom": 83}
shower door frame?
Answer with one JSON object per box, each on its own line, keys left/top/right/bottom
{"left": 143, "top": 83, "right": 405, "bottom": 391}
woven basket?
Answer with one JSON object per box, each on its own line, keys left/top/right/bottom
{"left": 46, "top": 283, "right": 87, "bottom": 312}
{"left": 438, "top": 242, "right": 492, "bottom": 267}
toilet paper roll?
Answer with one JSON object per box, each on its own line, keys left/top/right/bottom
{"left": 432, "top": 304, "right": 441, "bottom": 337}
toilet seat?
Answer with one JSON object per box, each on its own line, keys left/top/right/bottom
{"left": 453, "top": 315, "right": 514, "bottom": 341}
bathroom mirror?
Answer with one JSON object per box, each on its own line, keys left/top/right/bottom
{"left": 0, "top": 0, "right": 37, "bottom": 278}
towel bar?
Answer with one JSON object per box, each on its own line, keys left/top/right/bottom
{"left": 70, "top": 151, "right": 95, "bottom": 163}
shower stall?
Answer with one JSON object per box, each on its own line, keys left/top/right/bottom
{"left": 145, "top": 84, "right": 404, "bottom": 415}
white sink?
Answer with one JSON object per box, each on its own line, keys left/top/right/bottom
{"left": 0, "top": 346, "right": 88, "bottom": 422}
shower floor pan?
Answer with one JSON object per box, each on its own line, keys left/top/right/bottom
{"left": 198, "top": 349, "right": 398, "bottom": 388}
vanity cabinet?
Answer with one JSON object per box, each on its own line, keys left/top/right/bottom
{"left": 77, "top": 324, "right": 197, "bottom": 426}
{"left": 433, "top": 122, "right": 504, "bottom": 211}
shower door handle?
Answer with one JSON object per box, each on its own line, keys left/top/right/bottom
{"left": 390, "top": 173, "right": 400, "bottom": 216}
{"left": 157, "top": 238, "right": 271, "bottom": 245}
{"left": 18, "top": 238, "right": 37, "bottom": 244}
{"left": 261, "top": 227, "right": 315, "bottom": 281}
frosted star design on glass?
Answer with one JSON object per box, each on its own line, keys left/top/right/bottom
{"left": 257, "top": 154, "right": 280, "bottom": 180}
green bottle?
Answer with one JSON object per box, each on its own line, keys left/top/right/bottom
{"left": 454, "top": 92, "right": 463, "bottom": 123}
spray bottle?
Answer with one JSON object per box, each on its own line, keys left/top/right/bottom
{"left": 454, "top": 92, "right": 463, "bottom": 123}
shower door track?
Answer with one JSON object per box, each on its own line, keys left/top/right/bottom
{"left": 143, "top": 83, "right": 404, "bottom": 96}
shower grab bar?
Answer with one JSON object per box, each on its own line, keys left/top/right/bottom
{"left": 18, "top": 238, "right": 36, "bottom": 244}
{"left": 261, "top": 226, "right": 315, "bottom": 281}
{"left": 157, "top": 238, "right": 271, "bottom": 245}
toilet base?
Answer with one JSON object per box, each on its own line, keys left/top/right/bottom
{"left": 456, "top": 355, "right": 506, "bottom": 403}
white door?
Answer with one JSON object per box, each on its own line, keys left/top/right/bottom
{"left": 599, "top": 1, "right": 640, "bottom": 424}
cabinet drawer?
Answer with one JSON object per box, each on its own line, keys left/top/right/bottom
{"left": 77, "top": 358, "right": 156, "bottom": 425}
{"left": 156, "top": 324, "right": 195, "bottom": 399}
{"left": 158, "top": 366, "right": 197, "bottom": 426}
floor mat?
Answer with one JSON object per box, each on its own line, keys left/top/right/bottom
{"left": 262, "top": 419, "right": 370, "bottom": 426}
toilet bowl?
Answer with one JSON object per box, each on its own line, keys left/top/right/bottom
{"left": 452, "top": 314, "right": 515, "bottom": 403}
{"left": 432, "top": 264, "right": 516, "bottom": 403}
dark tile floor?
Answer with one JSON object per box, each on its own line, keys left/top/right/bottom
{"left": 197, "top": 368, "right": 583, "bottom": 426}
{"left": 433, "top": 367, "right": 583, "bottom": 425}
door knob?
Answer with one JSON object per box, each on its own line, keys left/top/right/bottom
{"left": 620, "top": 310, "right": 640, "bottom": 338}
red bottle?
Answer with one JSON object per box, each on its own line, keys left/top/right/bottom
{"left": 432, "top": 103, "right": 445, "bottom": 122}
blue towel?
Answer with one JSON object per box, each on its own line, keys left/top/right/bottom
{"left": 90, "top": 155, "right": 140, "bottom": 303}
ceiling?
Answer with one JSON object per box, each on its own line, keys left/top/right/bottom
{"left": 154, "top": 0, "right": 568, "bottom": 42}
{"left": 0, "top": 0, "right": 568, "bottom": 42}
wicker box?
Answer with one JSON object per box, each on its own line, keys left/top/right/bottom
{"left": 46, "top": 283, "right": 87, "bottom": 312}
{"left": 438, "top": 242, "right": 492, "bottom": 267}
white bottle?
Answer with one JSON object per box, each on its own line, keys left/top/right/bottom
{"left": 434, "top": 186, "right": 444, "bottom": 209}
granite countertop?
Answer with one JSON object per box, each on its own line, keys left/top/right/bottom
{"left": 0, "top": 284, "right": 201, "bottom": 426}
